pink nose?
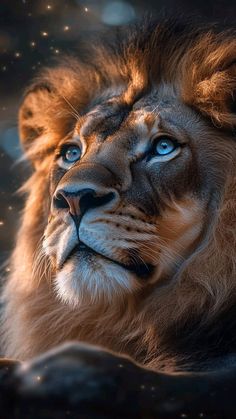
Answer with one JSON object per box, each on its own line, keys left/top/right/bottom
{"left": 53, "top": 188, "right": 115, "bottom": 217}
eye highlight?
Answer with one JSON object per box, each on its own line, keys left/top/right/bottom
{"left": 147, "top": 135, "right": 181, "bottom": 163}
{"left": 57, "top": 143, "right": 82, "bottom": 169}
{"left": 62, "top": 145, "right": 81, "bottom": 163}
{"left": 154, "top": 137, "right": 177, "bottom": 156}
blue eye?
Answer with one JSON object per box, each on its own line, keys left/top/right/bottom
{"left": 62, "top": 145, "right": 81, "bottom": 163}
{"left": 154, "top": 137, "right": 176, "bottom": 156}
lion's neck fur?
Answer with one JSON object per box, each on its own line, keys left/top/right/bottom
{"left": 2, "top": 175, "right": 236, "bottom": 370}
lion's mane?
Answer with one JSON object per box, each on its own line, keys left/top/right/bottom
{"left": 2, "top": 19, "right": 236, "bottom": 370}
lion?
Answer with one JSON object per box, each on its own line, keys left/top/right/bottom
{"left": 1, "top": 18, "right": 236, "bottom": 380}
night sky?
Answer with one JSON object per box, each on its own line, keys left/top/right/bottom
{"left": 1, "top": 0, "right": 236, "bottom": 265}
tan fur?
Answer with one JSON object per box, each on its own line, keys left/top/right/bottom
{"left": 2, "top": 20, "right": 236, "bottom": 369}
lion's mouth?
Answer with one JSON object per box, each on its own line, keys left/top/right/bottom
{"left": 65, "top": 242, "right": 154, "bottom": 279}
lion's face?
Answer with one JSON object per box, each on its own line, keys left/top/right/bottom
{"left": 35, "top": 88, "right": 226, "bottom": 307}
{"left": 18, "top": 22, "right": 236, "bottom": 308}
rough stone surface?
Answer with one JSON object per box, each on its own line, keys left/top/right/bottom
{"left": 0, "top": 343, "right": 236, "bottom": 418}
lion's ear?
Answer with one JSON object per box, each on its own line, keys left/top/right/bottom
{"left": 19, "top": 84, "right": 53, "bottom": 154}
{"left": 182, "top": 35, "right": 236, "bottom": 129}
{"left": 192, "top": 64, "right": 236, "bottom": 128}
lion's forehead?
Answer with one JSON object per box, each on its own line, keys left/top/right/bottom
{"left": 78, "top": 94, "right": 167, "bottom": 147}
{"left": 74, "top": 87, "right": 201, "bottom": 155}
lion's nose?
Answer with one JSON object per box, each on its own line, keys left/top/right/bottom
{"left": 53, "top": 187, "right": 116, "bottom": 218}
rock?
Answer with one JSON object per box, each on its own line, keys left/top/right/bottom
{"left": 0, "top": 343, "right": 236, "bottom": 418}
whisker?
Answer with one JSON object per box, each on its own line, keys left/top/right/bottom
{"left": 60, "top": 94, "right": 81, "bottom": 121}
{"left": 127, "top": 237, "right": 185, "bottom": 267}
{"left": 150, "top": 103, "right": 160, "bottom": 114}
{"left": 32, "top": 236, "right": 53, "bottom": 287}
{"left": 128, "top": 249, "right": 150, "bottom": 271}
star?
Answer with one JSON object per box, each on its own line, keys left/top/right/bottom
{"left": 14, "top": 52, "right": 21, "bottom": 58}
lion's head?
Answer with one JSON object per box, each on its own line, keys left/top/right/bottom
{"left": 2, "top": 19, "right": 236, "bottom": 364}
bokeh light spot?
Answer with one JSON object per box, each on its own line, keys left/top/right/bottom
{"left": 101, "top": 1, "right": 136, "bottom": 26}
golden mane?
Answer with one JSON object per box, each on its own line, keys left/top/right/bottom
{"left": 1, "top": 18, "right": 236, "bottom": 369}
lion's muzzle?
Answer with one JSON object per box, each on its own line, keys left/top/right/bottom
{"left": 52, "top": 162, "right": 120, "bottom": 220}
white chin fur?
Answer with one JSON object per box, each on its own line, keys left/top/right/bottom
{"left": 54, "top": 253, "right": 141, "bottom": 307}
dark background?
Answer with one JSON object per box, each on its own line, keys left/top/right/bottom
{"left": 1, "top": 0, "right": 236, "bottom": 268}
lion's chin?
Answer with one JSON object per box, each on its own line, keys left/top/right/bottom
{"left": 54, "top": 251, "right": 141, "bottom": 307}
